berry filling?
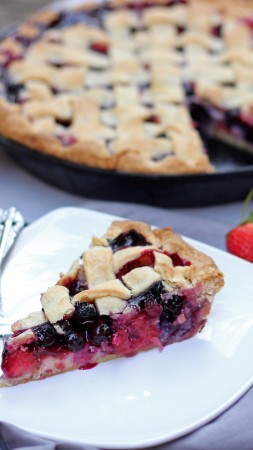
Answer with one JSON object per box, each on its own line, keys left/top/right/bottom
{"left": 62, "top": 267, "right": 88, "bottom": 296}
{"left": 211, "top": 24, "right": 223, "bottom": 37}
{"left": 163, "top": 251, "right": 191, "bottom": 267}
{"left": 57, "top": 134, "right": 77, "bottom": 146}
{"left": 90, "top": 42, "right": 108, "bottom": 54}
{"left": 0, "top": 49, "right": 23, "bottom": 69}
{"left": 116, "top": 249, "right": 191, "bottom": 279}
{"left": 116, "top": 249, "right": 155, "bottom": 279}
{"left": 145, "top": 115, "right": 160, "bottom": 124}
{"left": 190, "top": 99, "right": 253, "bottom": 145}
{"left": 5, "top": 82, "right": 25, "bottom": 103}
{"left": 1, "top": 281, "right": 207, "bottom": 381}
{"left": 109, "top": 230, "right": 151, "bottom": 252}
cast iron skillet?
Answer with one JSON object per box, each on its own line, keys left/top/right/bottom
{"left": 1, "top": 135, "right": 253, "bottom": 207}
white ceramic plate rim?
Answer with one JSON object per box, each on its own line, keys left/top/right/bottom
{"left": 0, "top": 207, "right": 253, "bottom": 449}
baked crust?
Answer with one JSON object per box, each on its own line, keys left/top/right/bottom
{"left": 107, "top": 221, "right": 224, "bottom": 293}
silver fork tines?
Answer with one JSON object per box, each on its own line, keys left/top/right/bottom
{"left": 0, "top": 208, "right": 25, "bottom": 260}
{"left": 0, "top": 208, "right": 25, "bottom": 349}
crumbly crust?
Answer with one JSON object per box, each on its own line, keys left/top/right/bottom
{"left": 11, "top": 311, "right": 47, "bottom": 332}
{"left": 41, "top": 285, "right": 75, "bottom": 323}
{"left": 3, "top": 0, "right": 252, "bottom": 174}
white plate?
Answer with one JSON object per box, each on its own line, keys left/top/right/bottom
{"left": 0, "top": 207, "right": 253, "bottom": 449}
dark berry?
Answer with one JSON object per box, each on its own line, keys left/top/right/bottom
{"left": 129, "top": 281, "right": 164, "bottom": 309}
{"left": 55, "top": 117, "right": 72, "bottom": 127}
{"left": 75, "top": 302, "right": 98, "bottom": 323}
{"left": 33, "top": 323, "right": 56, "bottom": 347}
{"left": 5, "top": 82, "right": 25, "bottom": 103}
{"left": 183, "top": 82, "right": 194, "bottom": 97}
{"left": 148, "top": 281, "right": 165, "bottom": 300}
{"left": 161, "top": 295, "right": 184, "bottom": 324}
{"left": 55, "top": 319, "right": 73, "bottom": 335}
{"left": 66, "top": 332, "right": 85, "bottom": 352}
{"left": 66, "top": 268, "right": 87, "bottom": 296}
{"left": 225, "top": 108, "right": 240, "bottom": 127}
{"left": 91, "top": 316, "right": 113, "bottom": 346}
{"left": 109, "top": 230, "right": 150, "bottom": 253}
{"left": 189, "top": 100, "right": 211, "bottom": 128}
{"left": 212, "top": 24, "right": 222, "bottom": 38}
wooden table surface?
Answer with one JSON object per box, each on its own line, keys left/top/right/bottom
{"left": 0, "top": 0, "right": 51, "bottom": 29}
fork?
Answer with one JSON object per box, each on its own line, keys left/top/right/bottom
{"left": 0, "top": 208, "right": 25, "bottom": 347}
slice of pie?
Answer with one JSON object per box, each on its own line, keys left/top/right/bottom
{"left": 0, "top": 220, "right": 224, "bottom": 387}
{"left": 0, "top": 0, "right": 252, "bottom": 174}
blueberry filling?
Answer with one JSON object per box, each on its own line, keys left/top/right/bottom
{"left": 55, "top": 319, "right": 73, "bottom": 334}
{"left": 129, "top": 283, "right": 184, "bottom": 324}
{"left": 190, "top": 99, "right": 253, "bottom": 145}
{"left": 64, "top": 267, "right": 87, "bottom": 296}
{"left": 66, "top": 332, "right": 86, "bottom": 352}
{"left": 5, "top": 82, "right": 25, "bottom": 103}
{"left": 33, "top": 323, "right": 56, "bottom": 348}
{"left": 29, "top": 305, "right": 113, "bottom": 352}
{"left": 75, "top": 301, "right": 98, "bottom": 324}
{"left": 129, "top": 281, "right": 165, "bottom": 309}
{"left": 109, "top": 230, "right": 151, "bottom": 253}
{"left": 11, "top": 278, "right": 203, "bottom": 366}
{"left": 89, "top": 315, "right": 113, "bottom": 346}
{"left": 160, "top": 294, "right": 184, "bottom": 324}
{"left": 189, "top": 99, "right": 213, "bottom": 129}
{"left": 183, "top": 81, "right": 195, "bottom": 97}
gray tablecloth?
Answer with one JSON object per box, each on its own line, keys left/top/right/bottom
{"left": 0, "top": 149, "right": 252, "bottom": 450}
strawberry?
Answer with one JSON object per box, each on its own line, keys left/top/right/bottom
{"left": 226, "top": 189, "right": 253, "bottom": 263}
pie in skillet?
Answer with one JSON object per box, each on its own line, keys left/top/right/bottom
{"left": 0, "top": 0, "right": 252, "bottom": 174}
{"left": 0, "top": 220, "right": 224, "bottom": 386}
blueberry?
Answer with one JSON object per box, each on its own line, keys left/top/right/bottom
{"left": 130, "top": 282, "right": 165, "bottom": 309}
{"left": 183, "top": 82, "right": 194, "bottom": 97}
{"left": 91, "top": 316, "right": 113, "bottom": 346}
{"left": 5, "top": 82, "right": 24, "bottom": 103}
{"left": 66, "top": 332, "right": 85, "bottom": 352}
{"left": 160, "top": 295, "right": 184, "bottom": 324}
{"left": 34, "top": 323, "right": 56, "bottom": 347}
{"left": 66, "top": 268, "right": 87, "bottom": 296}
{"left": 109, "top": 230, "right": 150, "bottom": 252}
{"left": 148, "top": 282, "right": 165, "bottom": 301}
{"left": 75, "top": 302, "right": 98, "bottom": 323}
{"left": 54, "top": 319, "right": 73, "bottom": 335}
{"left": 225, "top": 108, "right": 240, "bottom": 127}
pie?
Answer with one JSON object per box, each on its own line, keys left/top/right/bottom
{"left": 0, "top": 0, "right": 252, "bottom": 175}
{"left": 0, "top": 220, "right": 224, "bottom": 387}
